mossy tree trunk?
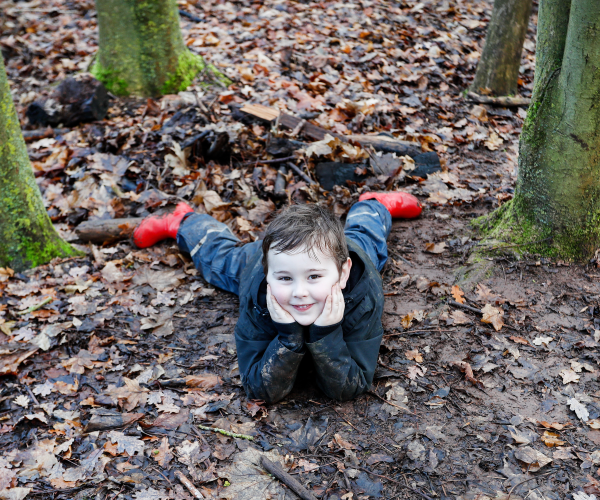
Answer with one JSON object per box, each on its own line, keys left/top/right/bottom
{"left": 478, "top": 0, "right": 600, "bottom": 261}
{"left": 471, "top": 0, "right": 533, "bottom": 96}
{"left": 0, "top": 56, "right": 79, "bottom": 272}
{"left": 92, "top": 0, "right": 226, "bottom": 97}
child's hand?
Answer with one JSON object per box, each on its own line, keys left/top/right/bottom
{"left": 314, "top": 283, "right": 345, "bottom": 327}
{"left": 267, "top": 284, "right": 295, "bottom": 324}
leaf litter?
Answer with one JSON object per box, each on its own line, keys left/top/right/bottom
{"left": 1, "top": 0, "right": 599, "bottom": 498}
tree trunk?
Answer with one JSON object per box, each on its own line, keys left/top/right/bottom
{"left": 477, "top": 0, "right": 600, "bottom": 261}
{"left": 471, "top": 0, "right": 534, "bottom": 96}
{"left": 0, "top": 56, "right": 79, "bottom": 271}
{"left": 92, "top": 0, "right": 226, "bottom": 97}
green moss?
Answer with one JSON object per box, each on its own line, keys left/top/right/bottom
{"left": 161, "top": 49, "right": 205, "bottom": 94}
{"left": 91, "top": 61, "right": 129, "bottom": 96}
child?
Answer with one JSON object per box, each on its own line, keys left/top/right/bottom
{"left": 133, "top": 192, "right": 421, "bottom": 403}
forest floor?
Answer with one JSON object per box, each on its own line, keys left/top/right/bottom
{"left": 1, "top": 0, "right": 600, "bottom": 499}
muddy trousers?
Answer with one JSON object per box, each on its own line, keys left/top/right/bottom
{"left": 176, "top": 199, "right": 392, "bottom": 296}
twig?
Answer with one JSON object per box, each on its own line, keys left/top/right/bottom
{"left": 367, "top": 391, "right": 414, "bottom": 414}
{"left": 447, "top": 300, "right": 481, "bottom": 314}
{"left": 287, "top": 162, "right": 313, "bottom": 185}
{"left": 506, "top": 472, "right": 553, "bottom": 500}
{"left": 178, "top": 9, "right": 205, "bottom": 22}
{"left": 17, "top": 296, "right": 53, "bottom": 316}
{"left": 175, "top": 470, "right": 204, "bottom": 499}
{"left": 466, "top": 91, "right": 530, "bottom": 107}
{"left": 24, "top": 384, "right": 40, "bottom": 406}
{"left": 260, "top": 457, "right": 317, "bottom": 500}
{"left": 196, "top": 424, "right": 254, "bottom": 441}
{"left": 243, "top": 155, "right": 297, "bottom": 166}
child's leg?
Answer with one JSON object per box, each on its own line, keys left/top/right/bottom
{"left": 177, "top": 213, "right": 262, "bottom": 295}
{"left": 344, "top": 199, "right": 392, "bottom": 272}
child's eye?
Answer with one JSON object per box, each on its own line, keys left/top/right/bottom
{"left": 278, "top": 277, "right": 291, "bottom": 281}
{"left": 309, "top": 275, "right": 321, "bottom": 280}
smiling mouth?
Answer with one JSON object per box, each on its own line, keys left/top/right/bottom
{"left": 292, "top": 304, "right": 314, "bottom": 311}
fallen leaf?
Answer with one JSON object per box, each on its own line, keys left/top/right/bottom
{"left": 451, "top": 285, "right": 465, "bottom": 304}
{"left": 104, "top": 378, "right": 149, "bottom": 411}
{"left": 588, "top": 419, "right": 600, "bottom": 430}
{"left": 485, "top": 131, "right": 504, "bottom": 151}
{"left": 514, "top": 446, "right": 552, "bottom": 472}
{"left": 13, "top": 395, "right": 29, "bottom": 408}
{"left": 553, "top": 447, "right": 576, "bottom": 460}
{"left": 331, "top": 433, "right": 355, "bottom": 450}
{"left": 425, "top": 242, "right": 446, "bottom": 254}
{"left": 559, "top": 369, "right": 580, "bottom": 384}
{"left": 185, "top": 374, "right": 222, "bottom": 390}
{"left": 107, "top": 431, "right": 145, "bottom": 456}
{"left": 450, "top": 310, "right": 471, "bottom": 324}
{"left": 567, "top": 398, "right": 589, "bottom": 422}
{"left": 475, "top": 283, "right": 499, "bottom": 303}
{"left": 298, "top": 458, "right": 320, "bottom": 472}
{"left": 62, "top": 349, "right": 100, "bottom": 375}
{"left": 152, "top": 437, "right": 173, "bottom": 468}
{"left": 246, "top": 400, "right": 267, "bottom": 419}
{"left": 481, "top": 303, "right": 504, "bottom": 331}
{"left": 407, "top": 365, "right": 425, "bottom": 380}
{"left": 541, "top": 431, "right": 565, "bottom": 447}
{"left": 533, "top": 336, "right": 554, "bottom": 346}
{"left": 509, "top": 336, "right": 530, "bottom": 345}
{"left": 451, "top": 361, "right": 484, "bottom": 389}
{"left": 405, "top": 349, "right": 423, "bottom": 363}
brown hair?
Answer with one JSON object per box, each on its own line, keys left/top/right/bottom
{"left": 262, "top": 204, "right": 349, "bottom": 275}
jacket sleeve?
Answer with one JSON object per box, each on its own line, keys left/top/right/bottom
{"left": 305, "top": 299, "right": 383, "bottom": 401}
{"left": 234, "top": 312, "right": 305, "bottom": 404}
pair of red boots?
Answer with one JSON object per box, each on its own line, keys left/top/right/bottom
{"left": 133, "top": 192, "right": 422, "bottom": 248}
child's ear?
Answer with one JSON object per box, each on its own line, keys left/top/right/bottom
{"left": 339, "top": 257, "right": 352, "bottom": 289}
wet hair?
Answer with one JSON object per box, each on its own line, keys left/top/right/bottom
{"left": 262, "top": 204, "right": 349, "bottom": 275}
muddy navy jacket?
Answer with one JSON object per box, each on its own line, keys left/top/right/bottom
{"left": 234, "top": 239, "right": 384, "bottom": 403}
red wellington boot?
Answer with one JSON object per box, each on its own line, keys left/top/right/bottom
{"left": 359, "top": 191, "right": 422, "bottom": 218}
{"left": 133, "top": 202, "right": 194, "bottom": 248}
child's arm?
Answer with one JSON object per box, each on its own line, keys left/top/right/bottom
{"left": 234, "top": 290, "right": 306, "bottom": 404}
{"left": 306, "top": 291, "right": 383, "bottom": 401}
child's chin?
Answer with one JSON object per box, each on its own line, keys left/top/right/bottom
{"left": 293, "top": 315, "right": 316, "bottom": 326}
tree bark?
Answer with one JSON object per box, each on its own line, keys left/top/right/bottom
{"left": 92, "top": 0, "right": 227, "bottom": 97}
{"left": 471, "top": 0, "right": 534, "bottom": 96}
{"left": 0, "top": 56, "right": 79, "bottom": 271}
{"left": 478, "top": 0, "right": 600, "bottom": 260}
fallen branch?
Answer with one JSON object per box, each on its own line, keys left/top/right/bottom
{"left": 448, "top": 300, "right": 481, "bottom": 315}
{"left": 287, "top": 162, "right": 313, "bottom": 185}
{"left": 178, "top": 9, "right": 205, "bottom": 22}
{"left": 17, "top": 296, "right": 53, "bottom": 316}
{"left": 175, "top": 470, "right": 204, "bottom": 499}
{"left": 260, "top": 457, "right": 318, "bottom": 500}
{"left": 75, "top": 217, "right": 143, "bottom": 244}
{"left": 196, "top": 424, "right": 254, "bottom": 441}
{"left": 367, "top": 391, "right": 414, "bottom": 414}
{"left": 466, "top": 91, "right": 530, "bottom": 107}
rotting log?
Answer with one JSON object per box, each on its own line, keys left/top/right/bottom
{"left": 75, "top": 218, "right": 143, "bottom": 244}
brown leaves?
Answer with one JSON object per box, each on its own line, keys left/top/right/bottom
{"left": 451, "top": 285, "right": 465, "bottom": 304}
{"left": 405, "top": 349, "right": 423, "bottom": 363}
{"left": 451, "top": 361, "right": 484, "bottom": 389}
{"left": 62, "top": 349, "right": 101, "bottom": 375}
{"left": 424, "top": 242, "right": 446, "bottom": 254}
{"left": 540, "top": 431, "right": 566, "bottom": 447}
{"left": 104, "top": 378, "right": 149, "bottom": 411}
{"left": 185, "top": 374, "right": 222, "bottom": 390}
{"left": 245, "top": 400, "right": 267, "bottom": 419}
{"left": 152, "top": 437, "right": 173, "bottom": 468}
{"left": 559, "top": 369, "right": 580, "bottom": 384}
{"left": 450, "top": 310, "right": 471, "bottom": 324}
{"left": 480, "top": 304, "right": 504, "bottom": 331}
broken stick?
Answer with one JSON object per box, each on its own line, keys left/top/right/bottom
{"left": 260, "top": 457, "right": 318, "bottom": 500}
{"left": 466, "top": 91, "right": 530, "bottom": 107}
{"left": 175, "top": 470, "right": 204, "bottom": 499}
{"left": 75, "top": 217, "right": 142, "bottom": 244}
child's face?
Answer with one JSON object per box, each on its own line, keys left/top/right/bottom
{"left": 266, "top": 245, "right": 352, "bottom": 326}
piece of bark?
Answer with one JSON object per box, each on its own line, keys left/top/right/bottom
{"left": 274, "top": 165, "right": 288, "bottom": 197}
{"left": 26, "top": 74, "right": 110, "bottom": 127}
{"left": 260, "top": 457, "right": 318, "bottom": 500}
{"left": 466, "top": 91, "right": 530, "bottom": 107}
{"left": 75, "top": 218, "right": 142, "bottom": 244}
{"left": 239, "top": 103, "right": 423, "bottom": 157}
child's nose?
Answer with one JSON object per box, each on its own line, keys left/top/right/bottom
{"left": 292, "top": 283, "right": 309, "bottom": 297}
